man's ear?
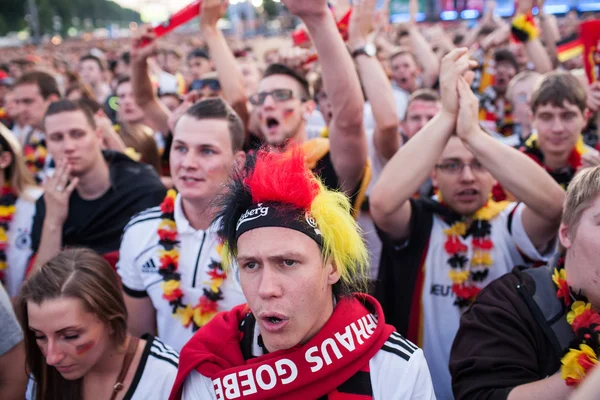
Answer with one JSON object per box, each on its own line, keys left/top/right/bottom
{"left": 233, "top": 151, "right": 246, "bottom": 172}
{"left": 302, "top": 99, "right": 316, "bottom": 116}
{"left": 559, "top": 223, "right": 573, "bottom": 250}
{"left": 95, "top": 127, "right": 104, "bottom": 143}
{"left": 326, "top": 259, "right": 341, "bottom": 286}
{"left": 584, "top": 108, "right": 592, "bottom": 124}
{"left": 47, "top": 94, "right": 60, "bottom": 104}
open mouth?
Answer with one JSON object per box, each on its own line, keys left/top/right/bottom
{"left": 456, "top": 189, "right": 479, "bottom": 201}
{"left": 266, "top": 117, "right": 280, "bottom": 129}
{"left": 259, "top": 312, "right": 289, "bottom": 332}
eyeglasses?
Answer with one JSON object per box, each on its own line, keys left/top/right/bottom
{"left": 249, "top": 89, "right": 300, "bottom": 106}
{"left": 435, "top": 160, "right": 485, "bottom": 174}
{"left": 189, "top": 79, "right": 221, "bottom": 92}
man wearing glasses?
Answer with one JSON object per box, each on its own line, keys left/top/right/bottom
{"left": 188, "top": 72, "right": 222, "bottom": 101}
{"left": 369, "top": 48, "right": 565, "bottom": 399}
{"left": 249, "top": 14, "right": 368, "bottom": 214}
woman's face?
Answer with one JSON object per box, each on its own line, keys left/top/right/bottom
{"left": 27, "top": 297, "right": 114, "bottom": 380}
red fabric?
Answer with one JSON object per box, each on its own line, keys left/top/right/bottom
{"left": 580, "top": 20, "right": 600, "bottom": 83}
{"left": 169, "top": 294, "right": 393, "bottom": 400}
{"left": 102, "top": 251, "right": 119, "bottom": 270}
{"left": 491, "top": 183, "right": 507, "bottom": 202}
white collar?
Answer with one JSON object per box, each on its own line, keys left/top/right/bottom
{"left": 173, "top": 193, "right": 219, "bottom": 237}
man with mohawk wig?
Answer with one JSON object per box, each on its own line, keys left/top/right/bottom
{"left": 169, "top": 149, "right": 435, "bottom": 400}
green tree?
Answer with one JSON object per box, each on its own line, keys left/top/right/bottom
{"left": 0, "top": 0, "right": 140, "bottom": 36}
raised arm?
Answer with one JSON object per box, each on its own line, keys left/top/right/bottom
{"left": 514, "top": 0, "right": 553, "bottom": 74}
{"left": 455, "top": 77, "right": 564, "bottom": 251}
{"left": 406, "top": 0, "right": 439, "bottom": 88}
{"left": 348, "top": 0, "right": 399, "bottom": 161}
{"left": 200, "top": 0, "right": 249, "bottom": 128}
{"left": 370, "top": 49, "right": 475, "bottom": 240}
{"left": 462, "top": 1, "right": 498, "bottom": 49}
{"left": 282, "top": 0, "right": 367, "bottom": 194}
{"left": 130, "top": 26, "right": 172, "bottom": 135}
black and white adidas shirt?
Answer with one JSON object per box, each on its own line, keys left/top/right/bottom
{"left": 26, "top": 335, "right": 179, "bottom": 400}
{"left": 183, "top": 328, "right": 435, "bottom": 399}
{"left": 117, "top": 193, "right": 246, "bottom": 351}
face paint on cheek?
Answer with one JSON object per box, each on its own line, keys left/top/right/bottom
{"left": 75, "top": 340, "right": 95, "bottom": 356}
{"left": 283, "top": 109, "right": 295, "bottom": 122}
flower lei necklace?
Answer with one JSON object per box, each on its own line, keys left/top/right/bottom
{"left": 157, "top": 189, "right": 227, "bottom": 331}
{"left": 521, "top": 133, "right": 588, "bottom": 190}
{"left": 552, "top": 258, "right": 600, "bottom": 386}
{"left": 0, "top": 184, "right": 17, "bottom": 286}
{"left": 442, "top": 199, "right": 510, "bottom": 307}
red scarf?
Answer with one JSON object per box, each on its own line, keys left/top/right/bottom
{"left": 169, "top": 294, "right": 394, "bottom": 400}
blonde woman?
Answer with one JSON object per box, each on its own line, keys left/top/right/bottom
{"left": 0, "top": 123, "right": 41, "bottom": 296}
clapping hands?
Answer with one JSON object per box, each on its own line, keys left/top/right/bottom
{"left": 439, "top": 48, "right": 482, "bottom": 141}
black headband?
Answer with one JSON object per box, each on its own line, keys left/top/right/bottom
{"left": 235, "top": 202, "right": 323, "bottom": 247}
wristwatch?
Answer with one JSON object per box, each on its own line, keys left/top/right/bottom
{"left": 351, "top": 43, "right": 377, "bottom": 59}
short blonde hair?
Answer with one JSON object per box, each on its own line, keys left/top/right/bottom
{"left": 506, "top": 70, "right": 542, "bottom": 102}
{"left": 563, "top": 166, "right": 600, "bottom": 237}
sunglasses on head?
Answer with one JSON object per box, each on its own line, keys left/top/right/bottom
{"left": 189, "top": 79, "right": 221, "bottom": 92}
{"left": 249, "top": 89, "right": 305, "bottom": 106}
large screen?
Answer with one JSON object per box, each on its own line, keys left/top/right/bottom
{"left": 386, "top": 0, "right": 594, "bottom": 22}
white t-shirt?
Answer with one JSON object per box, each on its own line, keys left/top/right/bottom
{"left": 182, "top": 331, "right": 435, "bottom": 400}
{"left": 117, "top": 194, "right": 246, "bottom": 351}
{"left": 364, "top": 86, "right": 409, "bottom": 132}
{"left": 26, "top": 335, "right": 179, "bottom": 400}
{"left": 4, "top": 186, "right": 43, "bottom": 297}
{"left": 422, "top": 202, "right": 552, "bottom": 399}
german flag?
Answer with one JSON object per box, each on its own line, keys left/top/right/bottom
{"left": 557, "top": 33, "right": 583, "bottom": 63}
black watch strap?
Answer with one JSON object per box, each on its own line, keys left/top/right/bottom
{"left": 352, "top": 48, "right": 370, "bottom": 59}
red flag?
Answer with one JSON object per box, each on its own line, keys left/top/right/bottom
{"left": 291, "top": 8, "right": 353, "bottom": 46}
{"left": 580, "top": 20, "right": 600, "bottom": 83}
{"left": 336, "top": 8, "right": 353, "bottom": 41}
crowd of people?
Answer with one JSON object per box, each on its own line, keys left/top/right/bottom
{"left": 1, "top": 0, "right": 600, "bottom": 398}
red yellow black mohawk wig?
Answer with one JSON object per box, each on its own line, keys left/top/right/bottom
{"left": 217, "top": 148, "right": 369, "bottom": 294}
